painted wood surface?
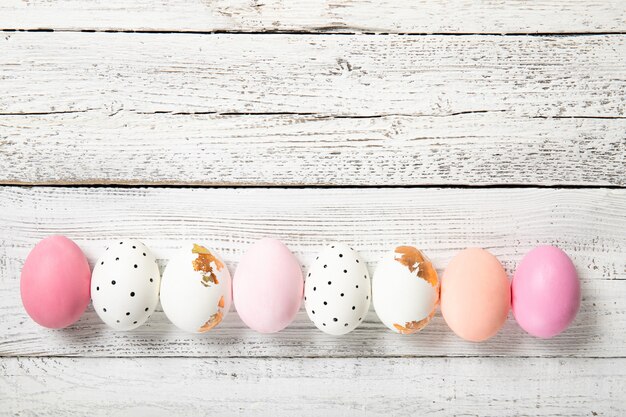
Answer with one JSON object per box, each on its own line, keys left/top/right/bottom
{"left": 1, "top": 111, "right": 625, "bottom": 186}
{"left": 1, "top": 357, "right": 624, "bottom": 416}
{"left": 1, "top": 33, "right": 624, "bottom": 118}
{"left": 1, "top": 0, "right": 625, "bottom": 413}
{"left": 2, "top": 32, "right": 624, "bottom": 186}
{"left": 1, "top": 0, "right": 625, "bottom": 34}
{"left": 0, "top": 187, "right": 624, "bottom": 358}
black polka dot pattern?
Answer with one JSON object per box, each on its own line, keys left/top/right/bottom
{"left": 91, "top": 239, "right": 160, "bottom": 330}
{"left": 304, "top": 243, "right": 371, "bottom": 335}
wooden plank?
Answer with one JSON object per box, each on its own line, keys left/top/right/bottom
{"left": 0, "top": 187, "right": 624, "bottom": 357}
{"left": 0, "top": 285, "right": 622, "bottom": 358}
{"left": 0, "top": 0, "right": 624, "bottom": 34}
{"left": 1, "top": 33, "right": 624, "bottom": 118}
{"left": 1, "top": 112, "right": 624, "bottom": 186}
{"left": 1, "top": 357, "right": 624, "bottom": 416}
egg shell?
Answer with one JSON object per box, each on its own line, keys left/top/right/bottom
{"left": 304, "top": 243, "right": 371, "bottom": 335}
{"left": 160, "top": 243, "right": 232, "bottom": 333}
{"left": 233, "top": 238, "right": 303, "bottom": 333}
{"left": 91, "top": 240, "right": 161, "bottom": 331}
{"left": 512, "top": 246, "right": 580, "bottom": 338}
{"left": 441, "top": 248, "right": 510, "bottom": 342}
{"left": 372, "top": 246, "right": 439, "bottom": 334}
{"left": 20, "top": 235, "right": 91, "bottom": 329}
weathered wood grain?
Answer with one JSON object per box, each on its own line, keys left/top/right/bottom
{"left": 0, "top": 0, "right": 624, "bottom": 34}
{"left": 0, "top": 286, "right": 622, "bottom": 358}
{"left": 1, "top": 357, "right": 624, "bottom": 416}
{"left": 1, "top": 2, "right": 623, "bottom": 414}
{"left": 0, "top": 187, "right": 623, "bottom": 357}
{"left": 1, "top": 112, "right": 624, "bottom": 186}
{"left": 1, "top": 33, "right": 624, "bottom": 117}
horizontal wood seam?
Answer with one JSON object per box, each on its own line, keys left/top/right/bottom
{"left": 2, "top": 354, "right": 624, "bottom": 359}
{"left": 2, "top": 28, "right": 626, "bottom": 36}
{"left": 2, "top": 110, "right": 625, "bottom": 119}
{"left": 0, "top": 184, "right": 623, "bottom": 189}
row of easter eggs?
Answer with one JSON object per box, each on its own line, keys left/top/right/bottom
{"left": 20, "top": 235, "right": 581, "bottom": 341}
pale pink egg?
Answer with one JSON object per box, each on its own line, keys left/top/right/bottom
{"left": 233, "top": 238, "right": 303, "bottom": 333}
{"left": 512, "top": 246, "right": 580, "bottom": 338}
{"left": 20, "top": 235, "right": 91, "bottom": 329}
{"left": 441, "top": 248, "right": 510, "bottom": 342}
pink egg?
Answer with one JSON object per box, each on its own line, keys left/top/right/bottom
{"left": 233, "top": 238, "right": 303, "bottom": 333}
{"left": 512, "top": 246, "right": 580, "bottom": 338}
{"left": 20, "top": 235, "right": 91, "bottom": 329}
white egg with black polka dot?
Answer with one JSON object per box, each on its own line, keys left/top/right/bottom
{"left": 91, "top": 239, "right": 161, "bottom": 331}
{"left": 304, "top": 243, "right": 371, "bottom": 335}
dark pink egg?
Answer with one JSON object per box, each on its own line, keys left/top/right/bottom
{"left": 21, "top": 235, "right": 91, "bottom": 328}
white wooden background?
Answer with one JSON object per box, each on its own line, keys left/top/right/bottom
{"left": 0, "top": 1, "right": 625, "bottom": 416}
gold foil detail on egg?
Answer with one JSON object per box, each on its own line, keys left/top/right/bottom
{"left": 198, "top": 311, "right": 224, "bottom": 333}
{"left": 394, "top": 246, "right": 439, "bottom": 288}
{"left": 191, "top": 243, "right": 224, "bottom": 287}
{"left": 198, "top": 296, "right": 226, "bottom": 333}
{"left": 393, "top": 310, "right": 436, "bottom": 334}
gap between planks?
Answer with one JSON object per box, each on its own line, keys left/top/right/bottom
{"left": 0, "top": 184, "right": 624, "bottom": 189}
{"left": 3, "top": 28, "right": 626, "bottom": 36}
{"left": 1, "top": 0, "right": 625, "bottom": 35}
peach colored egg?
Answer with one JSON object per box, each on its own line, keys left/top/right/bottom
{"left": 441, "top": 248, "right": 510, "bottom": 342}
{"left": 233, "top": 238, "right": 303, "bottom": 333}
{"left": 20, "top": 235, "right": 91, "bottom": 329}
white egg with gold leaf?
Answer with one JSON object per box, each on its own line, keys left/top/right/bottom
{"left": 160, "top": 243, "right": 232, "bottom": 333}
{"left": 372, "top": 246, "right": 440, "bottom": 334}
